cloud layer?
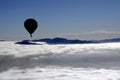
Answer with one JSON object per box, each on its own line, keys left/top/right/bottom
{"left": 0, "top": 67, "right": 120, "bottom": 80}
{"left": 0, "top": 42, "right": 120, "bottom": 69}
{"left": 1, "top": 42, "right": 120, "bottom": 80}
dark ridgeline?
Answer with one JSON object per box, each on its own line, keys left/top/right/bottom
{"left": 15, "top": 40, "right": 38, "bottom": 45}
{"left": 0, "top": 40, "right": 5, "bottom": 41}
{"left": 32, "top": 37, "right": 95, "bottom": 44}
{"left": 15, "top": 37, "right": 97, "bottom": 45}
{"left": 99, "top": 38, "right": 120, "bottom": 43}
{"left": 15, "top": 37, "right": 120, "bottom": 45}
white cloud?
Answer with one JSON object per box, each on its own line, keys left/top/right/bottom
{"left": 1, "top": 30, "right": 120, "bottom": 41}
{"left": 1, "top": 42, "right": 120, "bottom": 57}
{"left": 0, "top": 67, "right": 120, "bottom": 80}
{"left": 0, "top": 42, "right": 120, "bottom": 80}
{"left": 55, "top": 30, "right": 120, "bottom": 40}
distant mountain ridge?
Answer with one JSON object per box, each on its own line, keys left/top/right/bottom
{"left": 15, "top": 40, "right": 38, "bottom": 45}
{"left": 15, "top": 37, "right": 120, "bottom": 45}
{"left": 99, "top": 38, "right": 120, "bottom": 43}
{"left": 32, "top": 37, "right": 95, "bottom": 44}
{"left": 0, "top": 40, "right": 5, "bottom": 41}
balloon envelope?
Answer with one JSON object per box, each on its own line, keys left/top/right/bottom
{"left": 24, "top": 18, "right": 38, "bottom": 37}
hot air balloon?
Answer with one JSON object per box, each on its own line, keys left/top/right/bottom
{"left": 24, "top": 18, "right": 38, "bottom": 37}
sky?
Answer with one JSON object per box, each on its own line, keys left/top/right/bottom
{"left": 0, "top": 0, "right": 120, "bottom": 41}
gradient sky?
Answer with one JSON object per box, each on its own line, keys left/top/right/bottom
{"left": 0, "top": 0, "right": 120, "bottom": 41}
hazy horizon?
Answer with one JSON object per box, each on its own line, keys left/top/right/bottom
{"left": 0, "top": 0, "right": 120, "bottom": 41}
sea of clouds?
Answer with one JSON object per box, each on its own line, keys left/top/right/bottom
{"left": 0, "top": 41, "right": 120, "bottom": 80}
{"left": 0, "top": 67, "right": 120, "bottom": 80}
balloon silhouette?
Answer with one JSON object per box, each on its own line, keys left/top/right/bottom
{"left": 24, "top": 18, "right": 38, "bottom": 37}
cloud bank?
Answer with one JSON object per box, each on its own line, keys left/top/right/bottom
{"left": 0, "top": 42, "right": 120, "bottom": 69}
{"left": 1, "top": 42, "right": 120, "bottom": 80}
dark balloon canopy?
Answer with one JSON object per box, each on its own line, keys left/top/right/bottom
{"left": 24, "top": 18, "right": 38, "bottom": 37}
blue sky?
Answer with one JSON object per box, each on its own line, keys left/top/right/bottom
{"left": 0, "top": 0, "right": 120, "bottom": 40}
